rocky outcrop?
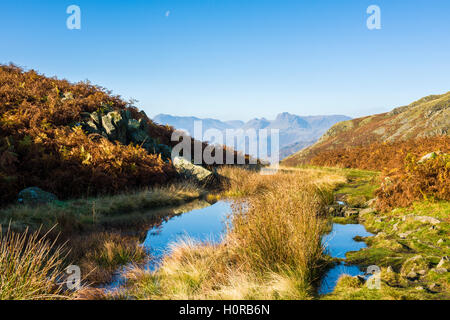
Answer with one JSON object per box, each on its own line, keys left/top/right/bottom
{"left": 81, "top": 108, "right": 172, "bottom": 160}
{"left": 18, "top": 187, "right": 58, "bottom": 206}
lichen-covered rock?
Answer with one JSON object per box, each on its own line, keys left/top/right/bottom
{"left": 437, "top": 256, "right": 449, "bottom": 270}
{"left": 102, "top": 111, "right": 119, "bottom": 135}
{"left": 359, "top": 207, "right": 376, "bottom": 216}
{"left": 81, "top": 109, "right": 172, "bottom": 160}
{"left": 18, "top": 187, "right": 58, "bottom": 206}
{"left": 418, "top": 151, "right": 443, "bottom": 163}
{"left": 408, "top": 215, "right": 441, "bottom": 225}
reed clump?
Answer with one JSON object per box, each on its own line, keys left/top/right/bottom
{"left": 0, "top": 226, "right": 68, "bottom": 300}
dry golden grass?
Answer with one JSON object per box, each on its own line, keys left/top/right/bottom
{"left": 123, "top": 167, "right": 347, "bottom": 300}
{"left": 70, "top": 232, "right": 147, "bottom": 285}
{"left": 0, "top": 226, "right": 68, "bottom": 300}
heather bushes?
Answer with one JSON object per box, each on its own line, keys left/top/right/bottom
{"left": 310, "top": 136, "right": 450, "bottom": 171}
{"left": 376, "top": 153, "right": 450, "bottom": 211}
{"left": 309, "top": 136, "right": 450, "bottom": 211}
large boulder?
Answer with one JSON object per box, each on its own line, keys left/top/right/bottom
{"left": 18, "top": 187, "right": 58, "bottom": 206}
{"left": 173, "top": 157, "right": 219, "bottom": 188}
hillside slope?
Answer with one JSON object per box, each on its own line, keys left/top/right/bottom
{"left": 0, "top": 65, "right": 245, "bottom": 205}
{"left": 0, "top": 65, "right": 181, "bottom": 204}
{"left": 283, "top": 92, "right": 450, "bottom": 166}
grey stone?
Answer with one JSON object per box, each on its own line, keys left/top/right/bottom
{"left": 366, "top": 198, "right": 377, "bottom": 208}
{"left": 101, "top": 114, "right": 116, "bottom": 138}
{"left": 399, "top": 231, "right": 413, "bottom": 239}
{"left": 18, "top": 187, "right": 58, "bottom": 206}
{"left": 345, "top": 209, "right": 359, "bottom": 217}
{"left": 409, "top": 215, "right": 441, "bottom": 225}
{"left": 127, "top": 119, "right": 141, "bottom": 131}
{"left": 406, "top": 271, "right": 418, "bottom": 280}
{"left": 434, "top": 268, "right": 448, "bottom": 275}
{"left": 437, "top": 256, "right": 449, "bottom": 269}
{"left": 428, "top": 283, "right": 439, "bottom": 292}
{"left": 418, "top": 151, "right": 442, "bottom": 163}
{"left": 375, "top": 232, "right": 387, "bottom": 239}
{"left": 173, "top": 157, "right": 218, "bottom": 187}
{"left": 101, "top": 111, "right": 126, "bottom": 142}
{"left": 392, "top": 222, "right": 399, "bottom": 231}
{"left": 359, "top": 207, "right": 376, "bottom": 215}
{"left": 83, "top": 120, "right": 100, "bottom": 134}
{"left": 90, "top": 111, "right": 101, "bottom": 126}
{"left": 130, "top": 129, "right": 149, "bottom": 145}
{"left": 81, "top": 109, "right": 173, "bottom": 158}
{"left": 417, "top": 269, "right": 427, "bottom": 275}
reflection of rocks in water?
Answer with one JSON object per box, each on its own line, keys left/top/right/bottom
{"left": 149, "top": 200, "right": 214, "bottom": 237}
{"left": 101, "top": 199, "right": 213, "bottom": 240}
{"left": 171, "top": 199, "right": 213, "bottom": 215}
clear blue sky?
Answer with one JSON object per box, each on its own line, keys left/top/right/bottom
{"left": 1, "top": 0, "right": 449, "bottom": 121}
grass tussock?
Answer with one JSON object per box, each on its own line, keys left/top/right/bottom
{"left": 0, "top": 226, "right": 68, "bottom": 300}
{"left": 70, "top": 232, "right": 147, "bottom": 285}
{"left": 124, "top": 167, "right": 348, "bottom": 300}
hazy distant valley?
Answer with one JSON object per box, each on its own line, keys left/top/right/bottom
{"left": 153, "top": 113, "right": 351, "bottom": 158}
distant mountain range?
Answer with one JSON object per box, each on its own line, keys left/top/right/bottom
{"left": 153, "top": 113, "right": 351, "bottom": 158}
